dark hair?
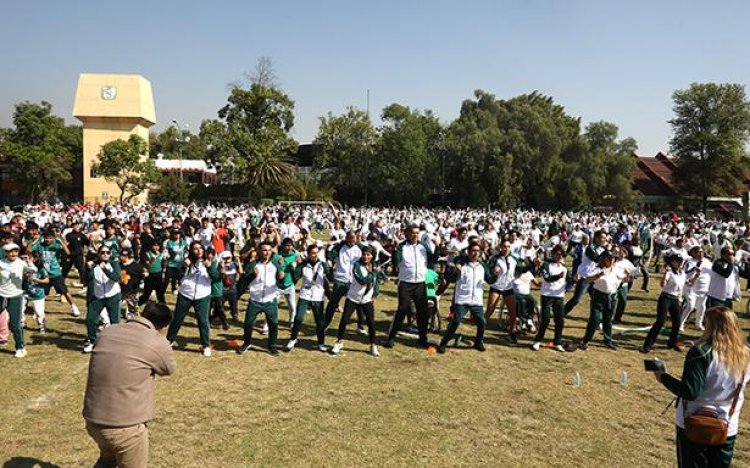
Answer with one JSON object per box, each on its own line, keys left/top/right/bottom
{"left": 306, "top": 244, "right": 319, "bottom": 254}
{"left": 187, "top": 240, "right": 203, "bottom": 263}
{"left": 551, "top": 245, "right": 564, "bottom": 256}
{"left": 142, "top": 301, "right": 172, "bottom": 329}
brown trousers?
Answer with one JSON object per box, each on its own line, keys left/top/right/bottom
{"left": 86, "top": 421, "right": 149, "bottom": 467}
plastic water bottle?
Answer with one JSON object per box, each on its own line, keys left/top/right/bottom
{"left": 620, "top": 370, "right": 629, "bottom": 386}
{"left": 573, "top": 372, "right": 582, "bottom": 387}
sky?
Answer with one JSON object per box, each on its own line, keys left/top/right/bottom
{"left": 2, "top": 0, "right": 749, "bottom": 155}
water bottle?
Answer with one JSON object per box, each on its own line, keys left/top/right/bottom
{"left": 620, "top": 370, "right": 629, "bottom": 386}
{"left": 573, "top": 372, "right": 581, "bottom": 387}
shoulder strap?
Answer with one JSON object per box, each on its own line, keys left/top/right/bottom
{"left": 728, "top": 371, "right": 746, "bottom": 417}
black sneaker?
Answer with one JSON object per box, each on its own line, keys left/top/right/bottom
{"left": 579, "top": 341, "right": 589, "bottom": 351}
{"left": 236, "top": 343, "right": 252, "bottom": 355}
{"left": 640, "top": 345, "right": 652, "bottom": 354}
{"left": 417, "top": 339, "right": 429, "bottom": 349}
{"left": 437, "top": 344, "right": 447, "bottom": 354}
{"left": 382, "top": 339, "right": 395, "bottom": 349}
{"left": 508, "top": 333, "right": 518, "bottom": 344}
{"left": 474, "top": 341, "right": 486, "bottom": 352}
{"left": 604, "top": 342, "right": 618, "bottom": 351}
{"left": 269, "top": 347, "right": 280, "bottom": 357}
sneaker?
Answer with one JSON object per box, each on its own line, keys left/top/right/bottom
{"left": 269, "top": 347, "right": 280, "bottom": 357}
{"left": 285, "top": 339, "right": 298, "bottom": 351}
{"left": 579, "top": 341, "right": 589, "bottom": 351}
{"left": 236, "top": 343, "right": 252, "bottom": 355}
{"left": 531, "top": 342, "right": 541, "bottom": 351}
{"left": 317, "top": 344, "right": 328, "bottom": 353}
{"left": 83, "top": 342, "right": 94, "bottom": 353}
{"left": 369, "top": 344, "right": 380, "bottom": 357}
{"left": 437, "top": 344, "right": 447, "bottom": 354}
{"left": 15, "top": 348, "right": 27, "bottom": 358}
{"left": 670, "top": 344, "right": 683, "bottom": 352}
{"left": 553, "top": 344, "right": 566, "bottom": 352}
{"left": 473, "top": 341, "right": 486, "bottom": 352}
{"left": 169, "top": 340, "right": 178, "bottom": 349}
{"left": 604, "top": 342, "right": 618, "bottom": 351}
{"left": 39, "top": 324, "right": 47, "bottom": 335}
{"left": 201, "top": 346, "right": 212, "bottom": 357}
{"left": 331, "top": 341, "right": 344, "bottom": 355}
{"left": 382, "top": 339, "right": 395, "bottom": 349}
{"left": 58, "top": 294, "right": 63, "bottom": 303}
{"left": 73, "top": 282, "right": 84, "bottom": 288}
{"left": 405, "top": 325, "right": 419, "bottom": 334}
{"left": 357, "top": 327, "right": 368, "bottom": 336}
{"left": 221, "top": 322, "right": 230, "bottom": 331}
{"left": 71, "top": 305, "right": 81, "bottom": 317}
{"left": 261, "top": 323, "right": 269, "bottom": 335}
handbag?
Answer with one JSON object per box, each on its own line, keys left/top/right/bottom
{"left": 683, "top": 372, "right": 744, "bottom": 446}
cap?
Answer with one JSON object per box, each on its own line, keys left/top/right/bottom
{"left": 3, "top": 243, "right": 20, "bottom": 251}
{"left": 220, "top": 251, "right": 232, "bottom": 259}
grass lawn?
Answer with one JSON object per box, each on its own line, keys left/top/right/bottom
{"left": 2, "top": 272, "right": 750, "bottom": 467}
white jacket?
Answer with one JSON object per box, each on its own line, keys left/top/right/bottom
{"left": 0, "top": 259, "right": 37, "bottom": 298}
{"left": 454, "top": 262, "right": 486, "bottom": 306}
{"left": 247, "top": 261, "right": 280, "bottom": 303}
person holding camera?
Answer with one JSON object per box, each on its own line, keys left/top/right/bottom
{"left": 651, "top": 306, "right": 750, "bottom": 467}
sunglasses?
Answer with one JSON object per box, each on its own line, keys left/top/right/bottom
{"left": 100, "top": 251, "right": 111, "bottom": 255}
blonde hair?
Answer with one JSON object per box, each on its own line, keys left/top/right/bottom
{"left": 702, "top": 307, "right": 750, "bottom": 382}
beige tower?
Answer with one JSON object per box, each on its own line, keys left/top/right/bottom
{"left": 73, "top": 73, "right": 156, "bottom": 203}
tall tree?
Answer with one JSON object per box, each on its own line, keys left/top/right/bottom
{"left": 92, "top": 134, "right": 159, "bottom": 204}
{"left": 314, "top": 107, "right": 378, "bottom": 204}
{"left": 0, "top": 101, "right": 81, "bottom": 203}
{"left": 670, "top": 83, "right": 750, "bottom": 212}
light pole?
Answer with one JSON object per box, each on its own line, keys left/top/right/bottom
{"left": 364, "top": 88, "right": 370, "bottom": 206}
{"left": 171, "top": 119, "right": 190, "bottom": 182}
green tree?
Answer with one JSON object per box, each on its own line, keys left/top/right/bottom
{"left": 149, "top": 173, "right": 191, "bottom": 204}
{"left": 313, "top": 107, "right": 378, "bottom": 204}
{"left": 670, "top": 83, "right": 750, "bottom": 212}
{"left": 0, "top": 101, "right": 81, "bottom": 203}
{"left": 149, "top": 126, "right": 205, "bottom": 160}
{"left": 92, "top": 134, "right": 159, "bottom": 204}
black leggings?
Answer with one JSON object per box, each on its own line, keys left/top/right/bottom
{"left": 338, "top": 299, "right": 376, "bottom": 344}
{"left": 223, "top": 290, "right": 239, "bottom": 319}
{"left": 139, "top": 273, "right": 166, "bottom": 305}
{"left": 62, "top": 254, "right": 86, "bottom": 281}
{"left": 645, "top": 293, "right": 681, "bottom": 348}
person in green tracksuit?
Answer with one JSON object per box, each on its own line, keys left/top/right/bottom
{"left": 654, "top": 306, "right": 750, "bottom": 467}
{"left": 166, "top": 241, "right": 221, "bottom": 357}
{"left": 237, "top": 241, "right": 286, "bottom": 356}
{"left": 532, "top": 245, "right": 567, "bottom": 352}
{"left": 207, "top": 249, "right": 227, "bottom": 330}
{"left": 164, "top": 229, "right": 188, "bottom": 293}
{"left": 286, "top": 244, "right": 330, "bottom": 352}
{"left": 83, "top": 245, "right": 122, "bottom": 353}
{"left": 0, "top": 243, "right": 38, "bottom": 358}
{"left": 324, "top": 232, "right": 368, "bottom": 331}
{"left": 273, "top": 238, "right": 300, "bottom": 326}
{"left": 580, "top": 251, "right": 626, "bottom": 351}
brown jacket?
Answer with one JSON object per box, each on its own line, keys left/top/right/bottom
{"left": 83, "top": 316, "right": 176, "bottom": 427}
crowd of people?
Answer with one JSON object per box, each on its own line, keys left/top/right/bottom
{"left": 0, "top": 202, "right": 749, "bottom": 359}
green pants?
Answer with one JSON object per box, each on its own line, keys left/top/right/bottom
{"left": 515, "top": 293, "right": 536, "bottom": 322}
{"left": 583, "top": 290, "right": 615, "bottom": 344}
{"left": 87, "top": 294, "right": 121, "bottom": 343}
{"left": 706, "top": 296, "right": 732, "bottom": 310}
{"left": 291, "top": 299, "right": 325, "bottom": 344}
{"left": 244, "top": 300, "right": 279, "bottom": 349}
{"left": 440, "top": 304, "right": 485, "bottom": 346}
{"left": 167, "top": 294, "right": 211, "bottom": 347}
{"left": 2, "top": 296, "right": 24, "bottom": 350}
{"left": 535, "top": 295, "right": 564, "bottom": 345}
{"left": 613, "top": 284, "right": 628, "bottom": 323}
{"left": 676, "top": 426, "right": 735, "bottom": 467}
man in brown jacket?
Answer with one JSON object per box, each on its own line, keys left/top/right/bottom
{"left": 83, "top": 301, "right": 176, "bottom": 467}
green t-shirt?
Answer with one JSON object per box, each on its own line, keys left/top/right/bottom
{"left": 425, "top": 268, "right": 439, "bottom": 299}
{"left": 32, "top": 240, "right": 63, "bottom": 278}
{"left": 166, "top": 239, "right": 187, "bottom": 268}
{"left": 273, "top": 251, "right": 298, "bottom": 289}
{"left": 25, "top": 267, "right": 48, "bottom": 301}
{"left": 147, "top": 250, "right": 164, "bottom": 273}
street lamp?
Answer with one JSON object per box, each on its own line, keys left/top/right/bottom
{"left": 171, "top": 119, "right": 190, "bottom": 181}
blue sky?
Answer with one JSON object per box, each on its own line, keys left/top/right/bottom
{"left": 1, "top": 0, "right": 748, "bottom": 155}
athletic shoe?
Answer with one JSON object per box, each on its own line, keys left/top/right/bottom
{"left": 670, "top": 344, "right": 683, "bottom": 352}
{"left": 579, "top": 341, "right": 589, "bottom": 351}
{"left": 382, "top": 339, "right": 395, "bottom": 349}
{"left": 58, "top": 294, "right": 63, "bottom": 302}
{"left": 83, "top": 342, "right": 94, "bottom": 353}
{"left": 169, "top": 340, "right": 178, "bottom": 348}
{"left": 357, "top": 327, "right": 368, "bottom": 336}
{"left": 236, "top": 343, "right": 252, "bottom": 355}
{"left": 405, "top": 325, "right": 419, "bottom": 334}
{"left": 531, "top": 342, "right": 541, "bottom": 351}
{"left": 39, "top": 324, "right": 47, "bottom": 335}
{"left": 553, "top": 344, "right": 566, "bottom": 352}
{"left": 331, "top": 341, "right": 344, "bottom": 355}
{"left": 261, "top": 323, "right": 269, "bottom": 335}
{"left": 473, "top": 341, "right": 486, "bottom": 352}
{"left": 269, "top": 347, "right": 280, "bottom": 357}
{"left": 71, "top": 305, "right": 81, "bottom": 317}
{"left": 73, "top": 282, "right": 85, "bottom": 288}
{"left": 221, "top": 322, "right": 230, "bottom": 331}
{"left": 201, "top": 346, "right": 212, "bottom": 357}
{"left": 317, "top": 344, "right": 328, "bottom": 353}
{"left": 285, "top": 339, "right": 298, "bottom": 351}
{"left": 604, "top": 342, "right": 618, "bottom": 351}
{"left": 15, "top": 348, "right": 27, "bottom": 358}
{"left": 369, "top": 344, "right": 380, "bottom": 357}
{"left": 437, "top": 344, "right": 447, "bottom": 354}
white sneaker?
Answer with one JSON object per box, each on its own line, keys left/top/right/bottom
{"left": 531, "top": 342, "right": 541, "bottom": 351}
{"left": 331, "top": 341, "right": 344, "bottom": 355}
{"left": 261, "top": 323, "right": 269, "bottom": 335}
{"left": 58, "top": 294, "right": 63, "bottom": 302}
{"left": 201, "top": 346, "right": 212, "bottom": 357}
{"left": 15, "top": 348, "right": 27, "bottom": 358}
{"left": 369, "top": 344, "right": 380, "bottom": 357}
{"left": 553, "top": 344, "right": 566, "bottom": 352}
{"left": 285, "top": 339, "right": 298, "bottom": 351}
{"left": 71, "top": 305, "right": 81, "bottom": 317}
{"left": 317, "top": 344, "right": 328, "bottom": 352}
{"left": 83, "top": 342, "right": 94, "bottom": 353}
{"left": 357, "top": 327, "right": 368, "bottom": 336}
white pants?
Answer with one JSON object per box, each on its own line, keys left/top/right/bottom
{"left": 680, "top": 291, "right": 707, "bottom": 328}
{"left": 279, "top": 285, "right": 296, "bottom": 321}
{"left": 28, "top": 299, "right": 46, "bottom": 323}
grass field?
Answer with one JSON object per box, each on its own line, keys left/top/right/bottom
{"left": 3, "top": 271, "right": 750, "bottom": 467}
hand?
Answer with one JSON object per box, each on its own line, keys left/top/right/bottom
{"left": 204, "top": 259, "right": 212, "bottom": 269}
{"left": 653, "top": 371, "right": 665, "bottom": 383}
{"left": 296, "top": 255, "right": 304, "bottom": 264}
{"left": 184, "top": 258, "right": 192, "bottom": 267}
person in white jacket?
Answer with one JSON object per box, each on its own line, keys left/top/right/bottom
{"left": 165, "top": 241, "right": 220, "bottom": 357}
{"left": 0, "top": 243, "right": 37, "bottom": 358}
{"left": 680, "top": 245, "right": 712, "bottom": 331}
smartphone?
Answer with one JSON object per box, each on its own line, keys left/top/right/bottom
{"left": 644, "top": 358, "right": 665, "bottom": 372}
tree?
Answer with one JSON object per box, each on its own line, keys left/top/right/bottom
{"left": 313, "top": 107, "right": 378, "bottom": 204}
{"left": 212, "top": 57, "right": 298, "bottom": 190}
{"left": 92, "top": 135, "right": 159, "bottom": 204}
{"left": 0, "top": 101, "right": 81, "bottom": 203}
{"left": 149, "top": 173, "right": 191, "bottom": 204}
{"left": 670, "top": 83, "right": 750, "bottom": 212}
{"left": 148, "top": 126, "right": 205, "bottom": 160}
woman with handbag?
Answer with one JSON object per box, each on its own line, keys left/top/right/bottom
{"left": 654, "top": 306, "right": 750, "bottom": 467}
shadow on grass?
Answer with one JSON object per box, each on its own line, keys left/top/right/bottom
{"left": 3, "top": 458, "right": 61, "bottom": 468}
